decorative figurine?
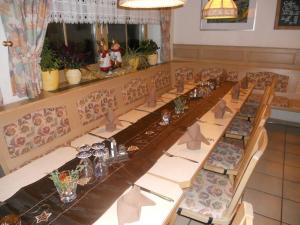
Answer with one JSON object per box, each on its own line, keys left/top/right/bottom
{"left": 159, "top": 110, "right": 171, "bottom": 126}
{"left": 99, "top": 39, "right": 111, "bottom": 72}
{"left": 110, "top": 40, "right": 122, "bottom": 68}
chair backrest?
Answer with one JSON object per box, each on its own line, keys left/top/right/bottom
{"left": 247, "top": 104, "right": 271, "bottom": 145}
{"left": 266, "top": 76, "right": 277, "bottom": 105}
{"left": 231, "top": 202, "right": 254, "bottom": 225}
{"left": 252, "top": 86, "right": 271, "bottom": 127}
{"left": 226, "top": 127, "right": 268, "bottom": 216}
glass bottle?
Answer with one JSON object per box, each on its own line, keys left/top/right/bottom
{"left": 93, "top": 149, "right": 108, "bottom": 179}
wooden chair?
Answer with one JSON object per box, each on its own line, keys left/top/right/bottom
{"left": 224, "top": 84, "right": 272, "bottom": 141}
{"left": 177, "top": 127, "right": 268, "bottom": 225}
{"left": 204, "top": 104, "right": 271, "bottom": 176}
{"left": 238, "top": 76, "right": 277, "bottom": 121}
{"left": 231, "top": 202, "right": 253, "bottom": 225}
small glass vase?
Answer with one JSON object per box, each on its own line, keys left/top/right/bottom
{"left": 93, "top": 149, "right": 108, "bottom": 179}
{"left": 52, "top": 170, "right": 78, "bottom": 204}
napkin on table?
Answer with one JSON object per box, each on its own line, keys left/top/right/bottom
{"left": 117, "top": 186, "right": 155, "bottom": 225}
{"left": 178, "top": 123, "right": 210, "bottom": 150}
{"left": 231, "top": 82, "right": 240, "bottom": 100}
{"left": 176, "top": 76, "right": 184, "bottom": 93}
{"left": 105, "top": 108, "right": 122, "bottom": 132}
{"left": 212, "top": 99, "right": 233, "bottom": 119}
{"left": 241, "top": 76, "right": 248, "bottom": 89}
{"left": 147, "top": 80, "right": 157, "bottom": 108}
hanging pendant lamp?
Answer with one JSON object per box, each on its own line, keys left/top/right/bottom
{"left": 202, "top": 0, "right": 238, "bottom": 19}
{"left": 119, "top": 0, "right": 186, "bottom": 8}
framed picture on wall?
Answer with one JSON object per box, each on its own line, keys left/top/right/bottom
{"left": 200, "top": 0, "right": 257, "bottom": 30}
{"left": 274, "top": 0, "right": 300, "bottom": 30}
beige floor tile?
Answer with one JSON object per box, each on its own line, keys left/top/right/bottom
{"left": 285, "top": 153, "right": 300, "bottom": 167}
{"left": 243, "top": 188, "right": 282, "bottom": 221}
{"left": 247, "top": 172, "right": 282, "bottom": 197}
{"left": 175, "top": 215, "right": 190, "bottom": 225}
{"left": 283, "top": 180, "right": 300, "bottom": 203}
{"left": 285, "top": 143, "right": 300, "bottom": 155}
{"left": 284, "top": 165, "right": 300, "bottom": 183}
{"left": 282, "top": 199, "right": 300, "bottom": 225}
{"left": 189, "top": 220, "right": 205, "bottom": 225}
{"left": 262, "top": 150, "right": 284, "bottom": 164}
{"left": 255, "top": 160, "right": 283, "bottom": 178}
{"left": 253, "top": 213, "right": 281, "bottom": 225}
{"left": 281, "top": 223, "right": 290, "bottom": 225}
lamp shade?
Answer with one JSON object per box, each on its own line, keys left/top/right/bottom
{"left": 119, "top": 0, "right": 186, "bottom": 8}
{"left": 202, "top": 0, "right": 238, "bottom": 19}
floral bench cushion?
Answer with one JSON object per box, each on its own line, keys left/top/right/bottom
{"left": 205, "top": 141, "right": 244, "bottom": 171}
{"left": 77, "top": 89, "right": 118, "bottom": 125}
{"left": 247, "top": 93, "right": 289, "bottom": 108}
{"left": 226, "top": 71, "right": 239, "bottom": 82}
{"left": 239, "top": 104, "right": 259, "bottom": 118}
{"left": 3, "top": 106, "right": 71, "bottom": 159}
{"left": 246, "top": 72, "right": 289, "bottom": 93}
{"left": 200, "top": 68, "right": 226, "bottom": 81}
{"left": 180, "top": 170, "right": 233, "bottom": 219}
{"left": 122, "top": 78, "right": 148, "bottom": 105}
{"left": 226, "top": 118, "right": 252, "bottom": 137}
{"left": 175, "top": 67, "right": 194, "bottom": 81}
{"left": 152, "top": 71, "right": 171, "bottom": 91}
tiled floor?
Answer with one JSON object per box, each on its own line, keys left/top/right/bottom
{"left": 175, "top": 123, "right": 300, "bottom": 225}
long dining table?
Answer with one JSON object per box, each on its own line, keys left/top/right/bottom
{"left": 0, "top": 81, "right": 254, "bottom": 225}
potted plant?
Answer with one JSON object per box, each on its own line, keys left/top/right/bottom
{"left": 40, "top": 39, "right": 62, "bottom": 91}
{"left": 138, "top": 39, "right": 160, "bottom": 66}
{"left": 60, "top": 45, "right": 84, "bottom": 85}
{"left": 123, "top": 48, "right": 141, "bottom": 71}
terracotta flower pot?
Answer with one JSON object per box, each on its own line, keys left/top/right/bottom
{"left": 42, "top": 70, "right": 59, "bottom": 91}
{"left": 66, "top": 69, "right": 82, "bottom": 85}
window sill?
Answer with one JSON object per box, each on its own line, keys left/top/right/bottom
{"left": 0, "top": 62, "right": 169, "bottom": 113}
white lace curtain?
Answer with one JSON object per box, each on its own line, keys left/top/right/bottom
{"left": 50, "top": 0, "right": 161, "bottom": 24}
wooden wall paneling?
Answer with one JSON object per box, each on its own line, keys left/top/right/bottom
{"left": 173, "top": 44, "right": 300, "bottom": 70}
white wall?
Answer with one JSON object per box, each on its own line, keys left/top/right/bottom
{"left": 0, "top": 18, "right": 26, "bottom": 105}
{"left": 173, "top": 0, "right": 300, "bottom": 48}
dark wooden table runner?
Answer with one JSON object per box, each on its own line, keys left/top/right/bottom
{"left": 0, "top": 82, "right": 234, "bottom": 225}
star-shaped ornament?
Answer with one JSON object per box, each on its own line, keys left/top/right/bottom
{"left": 35, "top": 210, "right": 52, "bottom": 223}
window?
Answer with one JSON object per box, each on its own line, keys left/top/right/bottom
{"left": 65, "top": 23, "right": 97, "bottom": 64}
{"left": 45, "top": 23, "right": 145, "bottom": 65}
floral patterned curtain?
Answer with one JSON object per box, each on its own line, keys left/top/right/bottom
{"left": 160, "top": 9, "right": 171, "bottom": 62}
{"left": 0, "top": 0, "right": 50, "bottom": 98}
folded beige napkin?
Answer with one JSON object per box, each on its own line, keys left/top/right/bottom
{"left": 147, "top": 81, "right": 157, "bottom": 108}
{"left": 117, "top": 186, "right": 156, "bottom": 225}
{"left": 241, "top": 76, "right": 248, "bottom": 89}
{"left": 194, "top": 73, "right": 202, "bottom": 83}
{"left": 231, "top": 82, "right": 240, "bottom": 100}
{"left": 176, "top": 76, "right": 184, "bottom": 93}
{"left": 105, "top": 108, "right": 122, "bottom": 132}
{"left": 212, "top": 99, "right": 233, "bottom": 119}
{"left": 178, "top": 123, "right": 210, "bottom": 150}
